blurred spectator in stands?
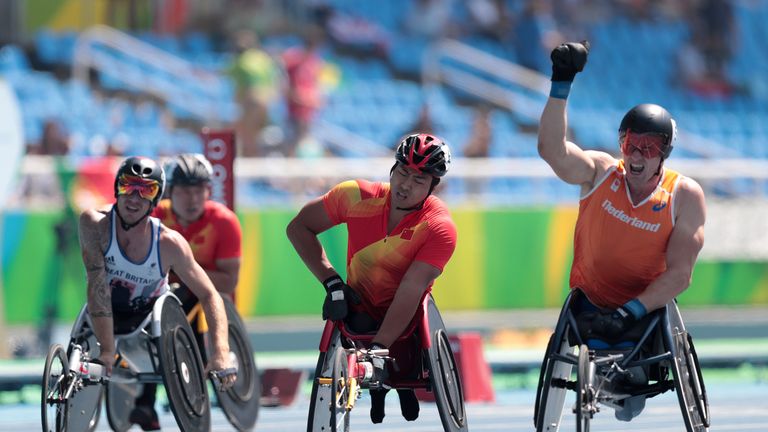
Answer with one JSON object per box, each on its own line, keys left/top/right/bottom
{"left": 281, "top": 27, "right": 328, "bottom": 157}
{"left": 314, "top": 4, "right": 391, "bottom": 58}
{"left": 463, "top": 105, "right": 492, "bottom": 158}
{"left": 676, "top": 0, "right": 736, "bottom": 99}
{"left": 513, "top": 0, "right": 563, "bottom": 73}
{"left": 465, "top": 0, "right": 512, "bottom": 42}
{"left": 403, "top": 103, "right": 436, "bottom": 138}
{"left": 227, "top": 29, "right": 279, "bottom": 157}
{"left": 463, "top": 105, "right": 493, "bottom": 199}
{"left": 34, "top": 119, "right": 71, "bottom": 156}
{"left": 403, "top": 0, "right": 456, "bottom": 40}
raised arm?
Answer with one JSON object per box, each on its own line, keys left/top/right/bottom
{"left": 78, "top": 209, "right": 115, "bottom": 373}
{"left": 637, "top": 177, "right": 706, "bottom": 311}
{"left": 162, "top": 230, "right": 235, "bottom": 388}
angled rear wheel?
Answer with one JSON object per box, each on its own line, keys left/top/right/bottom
{"left": 42, "top": 344, "right": 69, "bottom": 432}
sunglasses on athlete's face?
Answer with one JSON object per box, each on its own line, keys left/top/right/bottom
{"left": 117, "top": 175, "right": 160, "bottom": 200}
{"left": 620, "top": 132, "right": 666, "bottom": 159}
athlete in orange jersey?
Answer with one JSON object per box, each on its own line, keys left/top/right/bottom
{"left": 287, "top": 133, "right": 457, "bottom": 424}
{"left": 539, "top": 41, "right": 706, "bottom": 421}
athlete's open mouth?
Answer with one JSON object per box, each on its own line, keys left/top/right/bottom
{"left": 629, "top": 163, "right": 645, "bottom": 175}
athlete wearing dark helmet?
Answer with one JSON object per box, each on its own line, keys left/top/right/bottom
{"left": 538, "top": 41, "right": 706, "bottom": 421}
{"left": 287, "top": 133, "right": 457, "bottom": 425}
{"left": 134, "top": 153, "right": 243, "bottom": 429}
{"left": 112, "top": 156, "right": 166, "bottom": 230}
{"left": 79, "top": 156, "right": 236, "bottom": 430}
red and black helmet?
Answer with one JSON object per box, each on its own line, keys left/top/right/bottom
{"left": 619, "top": 104, "right": 677, "bottom": 160}
{"left": 394, "top": 133, "right": 451, "bottom": 177}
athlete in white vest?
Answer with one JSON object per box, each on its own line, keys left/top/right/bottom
{"left": 78, "top": 156, "right": 236, "bottom": 430}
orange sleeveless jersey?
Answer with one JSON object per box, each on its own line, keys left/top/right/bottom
{"left": 570, "top": 161, "right": 682, "bottom": 308}
{"left": 322, "top": 180, "right": 457, "bottom": 321}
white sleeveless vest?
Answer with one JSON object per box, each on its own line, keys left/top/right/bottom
{"left": 104, "top": 208, "right": 169, "bottom": 313}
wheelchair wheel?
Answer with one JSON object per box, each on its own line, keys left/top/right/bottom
{"left": 307, "top": 327, "right": 343, "bottom": 432}
{"left": 672, "top": 330, "right": 710, "bottom": 432}
{"left": 105, "top": 381, "right": 140, "bottom": 432}
{"left": 534, "top": 334, "right": 574, "bottom": 432}
{"left": 42, "top": 344, "right": 69, "bottom": 432}
{"left": 576, "top": 345, "right": 591, "bottom": 432}
{"left": 214, "top": 297, "right": 260, "bottom": 432}
{"left": 425, "top": 296, "right": 468, "bottom": 432}
{"left": 331, "top": 346, "right": 350, "bottom": 432}
{"left": 158, "top": 297, "right": 211, "bottom": 432}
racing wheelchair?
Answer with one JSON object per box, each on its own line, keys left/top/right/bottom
{"left": 41, "top": 291, "right": 259, "bottom": 432}
{"left": 534, "top": 289, "right": 710, "bottom": 432}
{"left": 306, "top": 293, "right": 468, "bottom": 432}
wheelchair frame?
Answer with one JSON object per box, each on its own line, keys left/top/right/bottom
{"left": 306, "top": 294, "right": 468, "bottom": 432}
{"left": 533, "top": 290, "right": 710, "bottom": 432}
{"left": 41, "top": 292, "right": 212, "bottom": 432}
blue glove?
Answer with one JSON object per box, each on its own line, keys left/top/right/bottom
{"left": 321, "top": 274, "right": 361, "bottom": 321}
{"left": 591, "top": 299, "right": 647, "bottom": 339}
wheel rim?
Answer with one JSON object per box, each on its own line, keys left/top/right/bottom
{"left": 676, "top": 332, "right": 708, "bottom": 430}
{"left": 331, "top": 347, "right": 349, "bottom": 431}
{"left": 576, "top": 345, "right": 591, "bottom": 432}
{"left": 436, "top": 331, "right": 465, "bottom": 426}
{"left": 225, "top": 322, "right": 256, "bottom": 401}
{"left": 42, "top": 345, "right": 69, "bottom": 432}
{"left": 171, "top": 326, "right": 208, "bottom": 417}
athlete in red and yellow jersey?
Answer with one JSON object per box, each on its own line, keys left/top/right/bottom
{"left": 540, "top": 42, "right": 706, "bottom": 421}
{"left": 287, "top": 133, "right": 457, "bottom": 424}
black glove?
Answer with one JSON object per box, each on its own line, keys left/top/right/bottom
{"left": 589, "top": 305, "right": 637, "bottom": 340}
{"left": 321, "top": 274, "right": 361, "bottom": 321}
{"left": 550, "top": 40, "right": 590, "bottom": 82}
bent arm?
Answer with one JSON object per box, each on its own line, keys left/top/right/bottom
{"left": 165, "top": 232, "right": 230, "bottom": 369}
{"left": 286, "top": 196, "right": 338, "bottom": 282}
{"left": 372, "top": 261, "right": 441, "bottom": 348}
{"left": 78, "top": 211, "right": 115, "bottom": 363}
{"left": 208, "top": 257, "right": 240, "bottom": 299}
{"left": 637, "top": 178, "right": 706, "bottom": 311}
{"left": 538, "top": 97, "right": 602, "bottom": 187}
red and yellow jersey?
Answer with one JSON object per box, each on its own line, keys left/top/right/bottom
{"left": 152, "top": 199, "right": 242, "bottom": 274}
{"left": 323, "top": 180, "right": 457, "bottom": 320}
{"left": 570, "top": 161, "right": 682, "bottom": 308}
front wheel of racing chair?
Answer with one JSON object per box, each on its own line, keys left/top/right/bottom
{"left": 41, "top": 304, "right": 105, "bottom": 432}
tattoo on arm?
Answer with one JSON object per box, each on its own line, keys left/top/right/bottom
{"left": 80, "top": 217, "right": 112, "bottom": 316}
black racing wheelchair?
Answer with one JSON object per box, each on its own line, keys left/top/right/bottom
{"left": 534, "top": 289, "right": 710, "bottom": 432}
{"left": 41, "top": 291, "right": 260, "bottom": 432}
{"left": 306, "top": 293, "right": 468, "bottom": 432}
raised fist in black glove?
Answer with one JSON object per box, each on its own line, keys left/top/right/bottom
{"left": 321, "top": 274, "right": 362, "bottom": 321}
{"left": 550, "top": 40, "right": 590, "bottom": 82}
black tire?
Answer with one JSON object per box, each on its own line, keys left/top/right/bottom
{"left": 158, "top": 298, "right": 211, "bottom": 432}
{"left": 42, "top": 344, "right": 69, "bottom": 432}
{"left": 673, "top": 331, "right": 710, "bottom": 432}
{"left": 330, "top": 346, "right": 350, "bottom": 432}
{"left": 425, "top": 296, "right": 468, "bottom": 432}
{"left": 214, "top": 298, "right": 260, "bottom": 431}
{"left": 105, "top": 381, "right": 139, "bottom": 432}
{"left": 576, "top": 345, "right": 591, "bottom": 432}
